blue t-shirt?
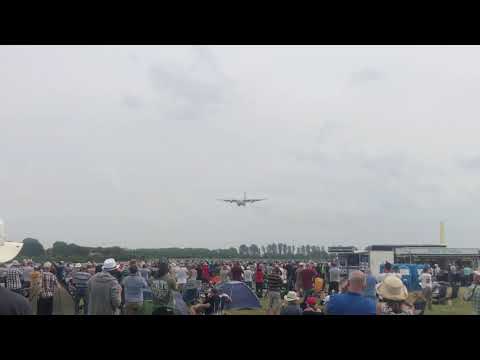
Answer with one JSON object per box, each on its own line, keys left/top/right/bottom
{"left": 326, "top": 292, "right": 376, "bottom": 315}
{"left": 363, "top": 275, "right": 377, "bottom": 298}
{"left": 122, "top": 274, "right": 148, "bottom": 303}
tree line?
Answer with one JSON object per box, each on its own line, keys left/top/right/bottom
{"left": 15, "top": 238, "right": 331, "bottom": 262}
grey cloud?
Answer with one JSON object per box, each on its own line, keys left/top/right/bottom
{"left": 122, "top": 95, "right": 143, "bottom": 109}
{"left": 459, "top": 156, "right": 480, "bottom": 170}
{"left": 349, "top": 67, "right": 384, "bottom": 84}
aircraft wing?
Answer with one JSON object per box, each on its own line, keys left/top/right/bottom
{"left": 245, "top": 198, "right": 267, "bottom": 203}
{"left": 217, "top": 199, "right": 237, "bottom": 203}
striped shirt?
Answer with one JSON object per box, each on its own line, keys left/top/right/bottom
{"left": 72, "top": 271, "right": 92, "bottom": 290}
{"left": 41, "top": 272, "right": 57, "bottom": 298}
{"left": 472, "top": 286, "right": 480, "bottom": 315}
{"left": 6, "top": 268, "right": 22, "bottom": 290}
{"left": 267, "top": 273, "right": 283, "bottom": 292}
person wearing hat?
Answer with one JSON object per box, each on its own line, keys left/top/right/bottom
{"left": 86, "top": 258, "right": 122, "bottom": 315}
{"left": 72, "top": 264, "right": 92, "bottom": 315}
{"left": 376, "top": 275, "right": 414, "bottom": 315}
{"left": 280, "top": 291, "right": 302, "bottom": 315}
{"left": 37, "top": 262, "right": 58, "bottom": 315}
{"left": 325, "top": 271, "right": 376, "bottom": 315}
{"left": 6, "top": 260, "right": 23, "bottom": 295}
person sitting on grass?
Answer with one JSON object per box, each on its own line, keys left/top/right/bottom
{"left": 376, "top": 275, "right": 414, "bottom": 315}
{"left": 280, "top": 291, "right": 302, "bottom": 315}
{"left": 302, "top": 296, "right": 322, "bottom": 315}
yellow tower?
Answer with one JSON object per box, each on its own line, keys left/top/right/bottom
{"left": 440, "top": 221, "right": 446, "bottom": 246}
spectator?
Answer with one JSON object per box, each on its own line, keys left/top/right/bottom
{"left": 22, "top": 261, "right": 34, "bottom": 291}
{"left": 87, "top": 258, "right": 122, "bottom": 315}
{"left": 220, "top": 264, "right": 230, "bottom": 283}
{"left": 464, "top": 270, "right": 480, "bottom": 315}
{"left": 0, "top": 286, "right": 33, "bottom": 315}
{"left": 29, "top": 265, "right": 42, "bottom": 314}
{"left": 255, "top": 265, "right": 264, "bottom": 298}
{"left": 295, "top": 263, "right": 304, "bottom": 292}
{"left": 231, "top": 262, "right": 244, "bottom": 282}
{"left": 122, "top": 264, "right": 148, "bottom": 315}
{"left": 363, "top": 269, "right": 377, "bottom": 302}
{"left": 38, "top": 262, "right": 57, "bottom": 315}
{"left": 188, "top": 265, "right": 198, "bottom": 282}
{"left": 325, "top": 271, "right": 376, "bottom": 315}
{"left": 72, "top": 264, "right": 92, "bottom": 315}
{"left": 463, "top": 265, "right": 473, "bottom": 287}
{"left": 303, "top": 296, "right": 322, "bottom": 315}
{"left": 328, "top": 263, "right": 341, "bottom": 295}
{"left": 175, "top": 263, "right": 188, "bottom": 293}
{"left": 6, "top": 260, "right": 23, "bottom": 295}
{"left": 201, "top": 263, "right": 210, "bottom": 284}
{"left": 280, "top": 291, "right": 302, "bottom": 315}
{"left": 286, "top": 262, "right": 295, "bottom": 291}
{"left": 139, "top": 264, "right": 151, "bottom": 283}
{"left": 54, "top": 261, "right": 65, "bottom": 285}
{"left": 377, "top": 262, "right": 395, "bottom": 283}
{"left": 150, "top": 259, "right": 177, "bottom": 315}
{"left": 266, "top": 266, "right": 283, "bottom": 315}
{"left": 419, "top": 266, "right": 433, "bottom": 311}
{"left": 244, "top": 266, "right": 253, "bottom": 289}
{"left": 300, "top": 263, "right": 318, "bottom": 299}
{"left": 376, "top": 275, "right": 414, "bottom": 315}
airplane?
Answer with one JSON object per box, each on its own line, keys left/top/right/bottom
{"left": 217, "top": 192, "right": 267, "bottom": 206}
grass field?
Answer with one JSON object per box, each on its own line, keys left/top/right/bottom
{"left": 227, "top": 287, "right": 475, "bottom": 315}
{"left": 53, "top": 285, "right": 475, "bottom": 315}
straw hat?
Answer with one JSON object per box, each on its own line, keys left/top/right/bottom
{"left": 284, "top": 291, "right": 300, "bottom": 302}
{"left": 377, "top": 275, "right": 408, "bottom": 301}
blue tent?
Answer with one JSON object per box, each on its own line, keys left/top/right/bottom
{"left": 215, "top": 281, "right": 261, "bottom": 310}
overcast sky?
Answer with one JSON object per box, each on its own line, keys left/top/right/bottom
{"left": 2, "top": 45, "right": 480, "bottom": 249}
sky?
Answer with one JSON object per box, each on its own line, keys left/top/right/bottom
{"left": 2, "top": 45, "right": 480, "bottom": 250}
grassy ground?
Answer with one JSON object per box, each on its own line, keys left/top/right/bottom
{"left": 54, "top": 285, "right": 475, "bottom": 315}
{"left": 228, "top": 287, "right": 475, "bottom": 315}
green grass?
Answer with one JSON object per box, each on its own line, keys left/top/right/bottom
{"left": 424, "top": 287, "right": 473, "bottom": 315}
{"left": 228, "top": 288, "right": 476, "bottom": 315}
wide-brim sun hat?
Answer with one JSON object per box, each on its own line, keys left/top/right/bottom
{"left": 11, "top": 260, "right": 20, "bottom": 266}
{"left": 43, "top": 262, "right": 52, "bottom": 269}
{"left": 377, "top": 275, "right": 408, "bottom": 301}
{"left": 102, "top": 258, "right": 119, "bottom": 272}
{"left": 284, "top": 291, "right": 300, "bottom": 302}
{"left": 74, "top": 263, "right": 82, "bottom": 268}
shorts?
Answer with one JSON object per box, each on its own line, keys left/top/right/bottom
{"left": 267, "top": 291, "right": 281, "bottom": 310}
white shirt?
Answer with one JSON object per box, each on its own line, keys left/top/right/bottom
{"left": 244, "top": 269, "right": 253, "bottom": 282}
{"left": 176, "top": 267, "right": 188, "bottom": 284}
{"left": 419, "top": 273, "right": 432, "bottom": 289}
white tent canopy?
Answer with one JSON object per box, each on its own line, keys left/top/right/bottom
{"left": 0, "top": 218, "right": 23, "bottom": 263}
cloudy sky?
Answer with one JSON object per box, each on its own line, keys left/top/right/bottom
{"left": 2, "top": 45, "right": 480, "bottom": 249}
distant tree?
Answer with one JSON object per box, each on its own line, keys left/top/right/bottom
{"left": 306, "top": 245, "right": 311, "bottom": 256}
{"left": 278, "top": 243, "right": 283, "bottom": 256}
{"left": 19, "top": 238, "right": 45, "bottom": 258}
{"left": 301, "top": 245, "right": 306, "bottom": 256}
{"left": 239, "top": 244, "right": 249, "bottom": 257}
{"left": 261, "top": 245, "right": 266, "bottom": 257}
{"left": 272, "top": 243, "right": 278, "bottom": 256}
{"left": 249, "top": 244, "right": 260, "bottom": 257}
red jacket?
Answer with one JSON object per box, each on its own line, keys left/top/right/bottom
{"left": 202, "top": 265, "right": 210, "bottom": 280}
{"left": 255, "top": 270, "right": 264, "bottom": 283}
